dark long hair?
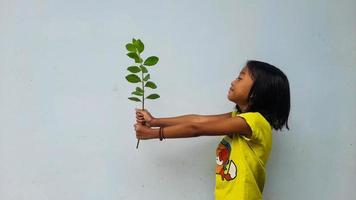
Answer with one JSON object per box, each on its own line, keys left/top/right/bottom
{"left": 242, "top": 60, "right": 291, "bottom": 130}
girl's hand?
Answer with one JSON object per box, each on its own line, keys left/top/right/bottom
{"left": 135, "top": 108, "right": 155, "bottom": 127}
{"left": 134, "top": 123, "right": 157, "bottom": 140}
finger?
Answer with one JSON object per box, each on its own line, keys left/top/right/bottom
{"left": 136, "top": 109, "right": 146, "bottom": 113}
{"left": 134, "top": 124, "right": 141, "bottom": 131}
{"left": 137, "top": 121, "right": 145, "bottom": 125}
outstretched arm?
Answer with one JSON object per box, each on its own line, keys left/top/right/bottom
{"left": 136, "top": 108, "right": 231, "bottom": 127}
{"left": 134, "top": 116, "right": 252, "bottom": 139}
{"left": 151, "top": 112, "right": 232, "bottom": 127}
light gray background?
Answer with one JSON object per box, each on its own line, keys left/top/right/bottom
{"left": 1, "top": 0, "right": 355, "bottom": 199}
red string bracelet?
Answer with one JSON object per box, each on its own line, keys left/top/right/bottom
{"left": 159, "top": 127, "right": 166, "bottom": 141}
{"left": 161, "top": 127, "right": 165, "bottom": 139}
{"left": 159, "top": 127, "right": 163, "bottom": 141}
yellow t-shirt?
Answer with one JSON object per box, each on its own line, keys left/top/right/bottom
{"left": 215, "top": 110, "right": 272, "bottom": 200}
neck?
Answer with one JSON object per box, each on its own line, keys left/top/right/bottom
{"left": 236, "top": 103, "right": 249, "bottom": 113}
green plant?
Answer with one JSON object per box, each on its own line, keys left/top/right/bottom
{"left": 125, "top": 38, "right": 160, "bottom": 149}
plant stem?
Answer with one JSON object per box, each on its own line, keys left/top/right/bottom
{"left": 136, "top": 52, "right": 144, "bottom": 149}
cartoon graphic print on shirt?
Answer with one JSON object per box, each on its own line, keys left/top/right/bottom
{"left": 216, "top": 138, "right": 237, "bottom": 181}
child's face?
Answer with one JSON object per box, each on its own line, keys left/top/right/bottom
{"left": 227, "top": 66, "right": 254, "bottom": 111}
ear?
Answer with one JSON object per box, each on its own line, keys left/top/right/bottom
{"left": 247, "top": 94, "right": 256, "bottom": 110}
{"left": 248, "top": 93, "right": 255, "bottom": 102}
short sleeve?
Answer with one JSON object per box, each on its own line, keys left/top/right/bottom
{"left": 236, "top": 112, "right": 271, "bottom": 142}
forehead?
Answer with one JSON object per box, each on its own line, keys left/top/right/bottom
{"left": 237, "top": 66, "right": 254, "bottom": 81}
{"left": 239, "top": 66, "right": 249, "bottom": 75}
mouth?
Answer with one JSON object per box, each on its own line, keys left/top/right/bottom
{"left": 228, "top": 88, "right": 232, "bottom": 94}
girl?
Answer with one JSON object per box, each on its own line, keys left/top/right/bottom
{"left": 134, "top": 60, "right": 290, "bottom": 200}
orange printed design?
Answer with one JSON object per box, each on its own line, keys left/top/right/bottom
{"left": 216, "top": 139, "right": 237, "bottom": 181}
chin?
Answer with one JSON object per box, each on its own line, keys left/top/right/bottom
{"left": 227, "top": 94, "right": 233, "bottom": 101}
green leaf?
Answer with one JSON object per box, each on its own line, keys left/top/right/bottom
{"left": 145, "top": 81, "right": 157, "bottom": 89}
{"left": 143, "top": 74, "right": 150, "bottom": 81}
{"left": 127, "top": 52, "right": 142, "bottom": 63}
{"left": 132, "top": 38, "right": 137, "bottom": 44}
{"left": 127, "top": 52, "right": 139, "bottom": 60}
{"left": 135, "top": 39, "right": 144, "bottom": 53}
{"left": 132, "top": 39, "right": 144, "bottom": 53}
{"left": 125, "top": 74, "right": 141, "bottom": 83}
{"left": 146, "top": 94, "right": 160, "bottom": 99}
{"left": 127, "top": 66, "right": 141, "bottom": 73}
{"left": 140, "top": 65, "right": 148, "bottom": 73}
{"left": 144, "top": 56, "right": 159, "bottom": 66}
{"left": 136, "top": 87, "right": 144, "bottom": 93}
{"left": 131, "top": 91, "right": 143, "bottom": 96}
{"left": 128, "top": 97, "right": 141, "bottom": 102}
{"left": 125, "top": 43, "right": 136, "bottom": 52}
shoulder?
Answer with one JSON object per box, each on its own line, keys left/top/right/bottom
{"left": 235, "top": 112, "right": 272, "bottom": 141}
{"left": 237, "top": 112, "right": 270, "bottom": 125}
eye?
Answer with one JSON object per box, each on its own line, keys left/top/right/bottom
{"left": 237, "top": 77, "right": 242, "bottom": 80}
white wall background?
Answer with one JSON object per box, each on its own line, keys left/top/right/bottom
{"left": 1, "top": 0, "right": 355, "bottom": 199}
